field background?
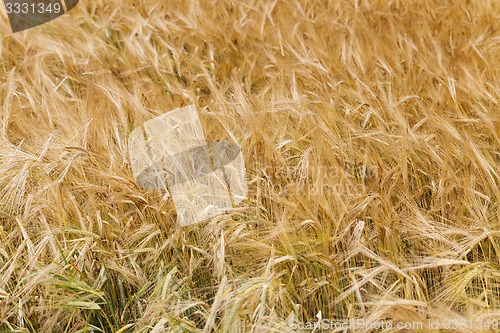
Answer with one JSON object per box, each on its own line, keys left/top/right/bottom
{"left": 0, "top": 0, "right": 499, "bottom": 332}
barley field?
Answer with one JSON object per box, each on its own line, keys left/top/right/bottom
{"left": 0, "top": 0, "right": 499, "bottom": 332}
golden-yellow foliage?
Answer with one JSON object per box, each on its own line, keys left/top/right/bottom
{"left": 0, "top": 0, "right": 499, "bottom": 332}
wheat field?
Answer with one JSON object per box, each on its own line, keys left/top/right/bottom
{"left": 0, "top": 0, "right": 499, "bottom": 332}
